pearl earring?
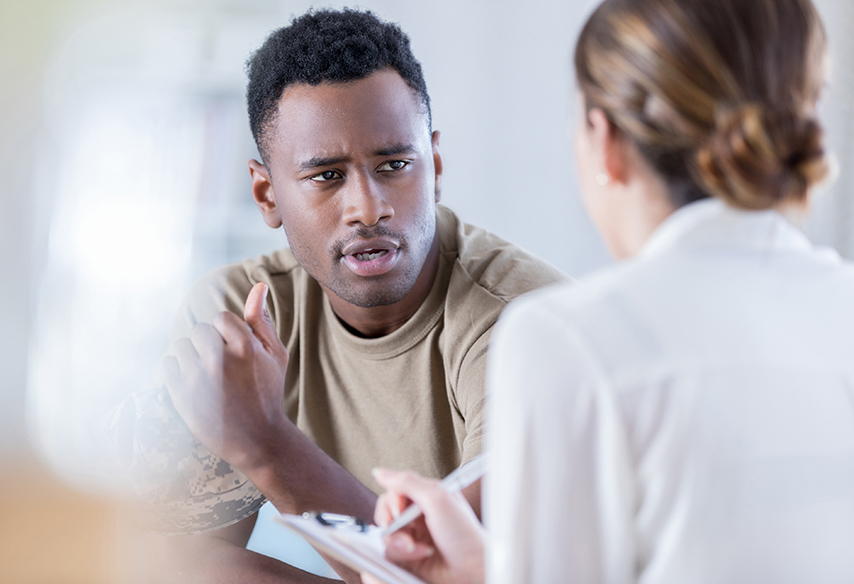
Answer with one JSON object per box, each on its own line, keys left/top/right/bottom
{"left": 596, "top": 173, "right": 610, "bottom": 186}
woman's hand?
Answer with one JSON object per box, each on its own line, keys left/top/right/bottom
{"left": 363, "top": 468, "right": 486, "bottom": 584}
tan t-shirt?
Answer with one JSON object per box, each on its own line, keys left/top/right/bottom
{"left": 112, "top": 205, "right": 568, "bottom": 533}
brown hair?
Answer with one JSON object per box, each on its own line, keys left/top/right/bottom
{"left": 574, "top": 0, "right": 830, "bottom": 209}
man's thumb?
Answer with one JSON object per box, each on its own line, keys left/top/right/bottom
{"left": 244, "top": 283, "right": 285, "bottom": 358}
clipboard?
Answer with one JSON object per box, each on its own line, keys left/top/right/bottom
{"left": 274, "top": 512, "right": 427, "bottom": 584}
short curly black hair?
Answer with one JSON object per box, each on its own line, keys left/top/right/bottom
{"left": 246, "top": 8, "right": 432, "bottom": 162}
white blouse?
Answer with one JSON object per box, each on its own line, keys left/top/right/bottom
{"left": 484, "top": 199, "right": 854, "bottom": 584}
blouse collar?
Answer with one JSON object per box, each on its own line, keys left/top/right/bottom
{"left": 638, "top": 198, "right": 821, "bottom": 260}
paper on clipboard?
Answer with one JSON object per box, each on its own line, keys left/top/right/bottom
{"left": 275, "top": 513, "right": 427, "bottom": 584}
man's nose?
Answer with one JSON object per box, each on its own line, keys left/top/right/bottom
{"left": 341, "top": 173, "right": 394, "bottom": 227}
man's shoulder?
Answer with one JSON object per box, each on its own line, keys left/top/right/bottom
{"left": 171, "top": 248, "right": 306, "bottom": 341}
{"left": 434, "top": 205, "right": 570, "bottom": 361}
{"left": 437, "top": 205, "right": 570, "bottom": 305}
{"left": 189, "top": 248, "right": 302, "bottom": 302}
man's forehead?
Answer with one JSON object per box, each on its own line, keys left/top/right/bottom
{"left": 268, "top": 70, "right": 430, "bottom": 163}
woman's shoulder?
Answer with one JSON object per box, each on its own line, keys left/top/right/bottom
{"left": 501, "top": 257, "right": 656, "bottom": 322}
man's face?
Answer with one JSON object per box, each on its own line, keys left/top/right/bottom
{"left": 252, "top": 69, "right": 441, "bottom": 308}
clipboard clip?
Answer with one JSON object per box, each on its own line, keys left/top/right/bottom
{"left": 304, "top": 512, "right": 369, "bottom": 533}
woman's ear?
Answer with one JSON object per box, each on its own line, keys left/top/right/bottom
{"left": 587, "top": 108, "right": 630, "bottom": 186}
{"left": 248, "top": 159, "right": 283, "bottom": 228}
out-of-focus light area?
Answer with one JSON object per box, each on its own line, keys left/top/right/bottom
{"left": 1, "top": 0, "right": 302, "bottom": 580}
{"left": 2, "top": 0, "right": 854, "bottom": 581}
{"left": 24, "top": 2, "right": 273, "bottom": 485}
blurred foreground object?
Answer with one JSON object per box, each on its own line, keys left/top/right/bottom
{"left": 0, "top": 460, "right": 143, "bottom": 584}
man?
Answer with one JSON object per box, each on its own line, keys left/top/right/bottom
{"left": 113, "top": 8, "right": 567, "bottom": 583}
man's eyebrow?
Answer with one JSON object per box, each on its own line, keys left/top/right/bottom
{"left": 298, "top": 156, "right": 348, "bottom": 171}
{"left": 297, "top": 144, "right": 416, "bottom": 171}
{"left": 374, "top": 143, "right": 416, "bottom": 157}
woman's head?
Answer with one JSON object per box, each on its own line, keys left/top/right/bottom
{"left": 574, "top": 0, "right": 830, "bottom": 211}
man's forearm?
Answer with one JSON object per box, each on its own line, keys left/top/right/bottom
{"left": 241, "top": 422, "right": 377, "bottom": 522}
{"left": 230, "top": 424, "right": 376, "bottom": 583}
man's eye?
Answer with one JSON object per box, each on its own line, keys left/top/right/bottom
{"left": 310, "top": 170, "right": 341, "bottom": 182}
{"left": 378, "top": 160, "right": 409, "bottom": 172}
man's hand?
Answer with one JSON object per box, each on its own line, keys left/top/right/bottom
{"left": 159, "top": 282, "right": 289, "bottom": 474}
{"left": 158, "top": 281, "right": 379, "bottom": 583}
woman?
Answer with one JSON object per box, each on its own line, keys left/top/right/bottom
{"left": 367, "top": 0, "right": 854, "bottom": 582}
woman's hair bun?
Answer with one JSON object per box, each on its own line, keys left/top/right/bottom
{"left": 695, "top": 103, "right": 829, "bottom": 209}
{"left": 574, "top": 0, "right": 830, "bottom": 210}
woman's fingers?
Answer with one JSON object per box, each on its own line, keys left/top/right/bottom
{"left": 373, "top": 488, "right": 412, "bottom": 527}
{"left": 360, "top": 572, "right": 384, "bottom": 584}
{"left": 373, "top": 468, "right": 469, "bottom": 524}
{"left": 385, "top": 531, "right": 435, "bottom": 562}
{"left": 369, "top": 467, "right": 487, "bottom": 584}
{"left": 373, "top": 468, "right": 441, "bottom": 504}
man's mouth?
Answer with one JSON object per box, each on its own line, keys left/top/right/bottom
{"left": 353, "top": 249, "right": 390, "bottom": 261}
{"left": 341, "top": 238, "right": 401, "bottom": 277}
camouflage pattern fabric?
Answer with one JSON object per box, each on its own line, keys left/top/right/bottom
{"left": 107, "top": 384, "right": 266, "bottom": 534}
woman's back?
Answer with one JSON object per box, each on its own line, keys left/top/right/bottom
{"left": 486, "top": 199, "right": 854, "bottom": 583}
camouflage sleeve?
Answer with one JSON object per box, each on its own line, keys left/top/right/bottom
{"left": 107, "top": 383, "right": 266, "bottom": 534}
{"left": 106, "top": 264, "right": 266, "bottom": 534}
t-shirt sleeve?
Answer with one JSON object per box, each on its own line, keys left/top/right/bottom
{"left": 455, "top": 329, "right": 491, "bottom": 463}
{"left": 105, "top": 266, "right": 266, "bottom": 534}
{"left": 168, "top": 264, "right": 255, "bottom": 345}
{"left": 484, "top": 297, "right": 636, "bottom": 584}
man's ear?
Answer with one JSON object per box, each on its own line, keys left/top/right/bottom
{"left": 248, "top": 159, "right": 282, "bottom": 228}
{"left": 587, "top": 108, "right": 630, "bottom": 186}
{"left": 431, "top": 130, "right": 443, "bottom": 203}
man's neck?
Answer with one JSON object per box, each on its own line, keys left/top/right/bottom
{"left": 322, "top": 235, "right": 440, "bottom": 338}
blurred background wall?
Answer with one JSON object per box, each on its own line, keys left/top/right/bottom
{"left": 2, "top": 0, "right": 853, "bottom": 581}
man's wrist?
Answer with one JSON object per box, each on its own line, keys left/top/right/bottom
{"left": 225, "top": 417, "right": 377, "bottom": 521}
{"left": 231, "top": 423, "right": 296, "bottom": 497}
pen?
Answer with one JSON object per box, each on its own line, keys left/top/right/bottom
{"left": 381, "top": 454, "right": 487, "bottom": 537}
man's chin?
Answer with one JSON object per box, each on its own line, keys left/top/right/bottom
{"left": 330, "top": 285, "right": 411, "bottom": 308}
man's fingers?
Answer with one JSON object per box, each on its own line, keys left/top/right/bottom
{"left": 158, "top": 355, "right": 181, "bottom": 389}
{"left": 173, "top": 337, "right": 201, "bottom": 371}
{"left": 211, "top": 311, "right": 254, "bottom": 352}
{"left": 243, "top": 283, "right": 289, "bottom": 367}
{"left": 159, "top": 354, "right": 195, "bottom": 420}
{"left": 190, "top": 323, "right": 225, "bottom": 363}
{"left": 243, "top": 282, "right": 272, "bottom": 329}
